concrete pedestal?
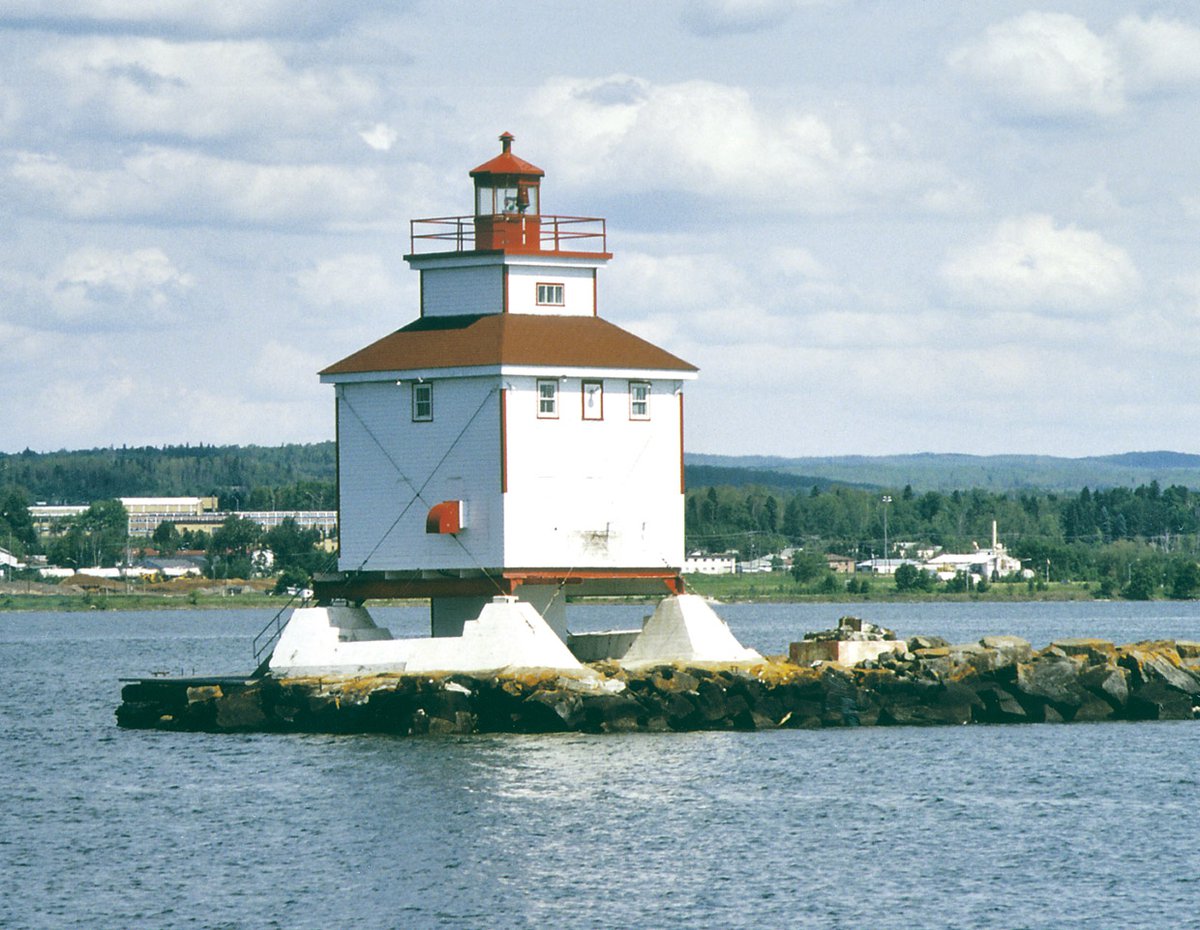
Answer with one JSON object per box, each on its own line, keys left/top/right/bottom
{"left": 619, "top": 595, "right": 762, "bottom": 668}
{"left": 268, "top": 597, "right": 586, "bottom": 677}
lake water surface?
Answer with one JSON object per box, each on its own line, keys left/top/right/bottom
{"left": 3, "top": 601, "right": 1198, "bottom": 929}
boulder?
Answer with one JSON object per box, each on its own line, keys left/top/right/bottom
{"left": 1079, "top": 664, "right": 1130, "bottom": 711}
{"left": 1015, "top": 655, "right": 1091, "bottom": 720}
{"left": 1052, "top": 638, "right": 1117, "bottom": 666}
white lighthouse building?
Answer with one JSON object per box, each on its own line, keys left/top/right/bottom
{"left": 265, "top": 134, "right": 759, "bottom": 676}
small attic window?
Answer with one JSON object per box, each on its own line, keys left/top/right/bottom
{"left": 412, "top": 382, "right": 433, "bottom": 421}
{"left": 537, "top": 283, "right": 564, "bottom": 306}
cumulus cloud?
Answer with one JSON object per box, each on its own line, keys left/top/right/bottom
{"left": 38, "top": 37, "right": 378, "bottom": 142}
{"left": 950, "top": 13, "right": 1200, "bottom": 119}
{"left": 43, "top": 246, "right": 194, "bottom": 328}
{"left": 294, "top": 253, "right": 405, "bottom": 311}
{"left": 949, "top": 12, "right": 1124, "bottom": 118}
{"left": 10, "top": 147, "right": 391, "bottom": 228}
{"left": 681, "top": 0, "right": 835, "bottom": 37}
{"left": 48, "top": 246, "right": 194, "bottom": 321}
{"left": 940, "top": 214, "right": 1139, "bottom": 313}
{"left": 1113, "top": 15, "right": 1200, "bottom": 94}
{"left": 532, "top": 74, "right": 886, "bottom": 211}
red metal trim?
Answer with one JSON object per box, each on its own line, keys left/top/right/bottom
{"left": 679, "top": 392, "right": 686, "bottom": 495}
{"left": 334, "top": 394, "right": 342, "bottom": 560}
{"left": 425, "top": 500, "right": 463, "bottom": 535}
{"left": 409, "top": 215, "right": 607, "bottom": 256}
{"left": 499, "top": 387, "right": 508, "bottom": 493}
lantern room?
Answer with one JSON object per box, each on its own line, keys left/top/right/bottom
{"left": 470, "top": 131, "right": 544, "bottom": 251}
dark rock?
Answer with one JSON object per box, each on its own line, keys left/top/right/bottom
{"left": 1127, "top": 681, "right": 1196, "bottom": 721}
{"left": 974, "top": 684, "right": 1032, "bottom": 724}
{"left": 1079, "top": 664, "right": 1129, "bottom": 711}
{"left": 1015, "top": 656, "right": 1091, "bottom": 720}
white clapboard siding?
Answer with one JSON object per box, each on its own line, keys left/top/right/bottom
{"left": 505, "top": 265, "right": 595, "bottom": 316}
{"left": 502, "top": 376, "right": 684, "bottom": 568}
{"left": 420, "top": 265, "right": 503, "bottom": 317}
{"left": 336, "top": 377, "right": 503, "bottom": 571}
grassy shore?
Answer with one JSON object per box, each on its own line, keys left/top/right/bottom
{"left": 0, "top": 572, "right": 1105, "bottom": 611}
{"left": 679, "top": 573, "right": 1100, "bottom": 603}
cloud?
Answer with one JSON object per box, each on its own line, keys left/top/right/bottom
{"left": 681, "top": 0, "right": 834, "bottom": 37}
{"left": 359, "top": 122, "right": 398, "bottom": 151}
{"left": 293, "top": 253, "right": 406, "bottom": 312}
{"left": 940, "top": 214, "right": 1139, "bottom": 314}
{"left": 950, "top": 13, "right": 1200, "bottom": 120}
{"left": 45, "top": 246, "right": 194, "bottom": 327}
{"left": 9, "top": 147, "right": 391, "bottom": 228}
{"left": 532, "top": 75, "right": 892, "bottom": 212}
{"left": 1113, "top": 15, "right": 1200, "bottom": 94}
{"left": 949, "top": 12, "right": 1124, "bottom": 118}
{"left": 0, "top": 1, "right": 381, "bottom": 38}
{"left": 37, "top": 37, "right": 378, "bottom": 142}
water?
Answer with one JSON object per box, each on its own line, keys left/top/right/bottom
{"left": 3, "top": 602, "right": 1199, "bottom": 929}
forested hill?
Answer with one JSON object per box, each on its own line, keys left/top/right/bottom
{"left": 5, "top": 445, "right": 1200, "bottom": 504}
{"left": 686, "top": 452, "right": 1200, "bottom": 493}
{"left": 0, "top": 443, "right": 337, "bottom": 507}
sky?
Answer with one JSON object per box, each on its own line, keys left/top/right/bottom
{"left": 1, "top": 0, "right": 1198, "bottom": 458}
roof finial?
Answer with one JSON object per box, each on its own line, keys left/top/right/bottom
{"left": 499, "top": 131, "right": 514, "bottom": 154}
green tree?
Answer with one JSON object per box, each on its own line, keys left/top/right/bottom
{"left": 894, "top": 563, "right": 936, "bottom": 592}
{"left": 790, "top": 548, "right": 829, "bottom": 584}
{"left": 1169, "top": 558, "right": 1200, "bottom": 600}
{"left": 48, "top": 499, "right": 129, "bottom": 568}
{"left": 206, "top": 515, "right": 261, "bottom": 579}
{"left": 0, "top": 487, "right": 37, "bottom": 555}
{"left": 1123, "top": 560, "right": 1159, "bottom": 601}
{"left": 151, "top": 520, "right": 183, "bottom": 555}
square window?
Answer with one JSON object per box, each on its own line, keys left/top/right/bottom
{"left": 537, "top": 282, "right": 564, "bottom": 306}
{"left": 412, "top": 382, "right": 433, "bottom": 421}
{"left": 630, "top": 381, "right": 650, "bottom": 419}
{"left": 582, "top": 380, "right": 603, "bottom": 420}
{"left": 537, "top": 379, "right": 558, "bottom": 418}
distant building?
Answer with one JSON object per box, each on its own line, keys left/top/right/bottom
{"left": 120, "top": 497, "right": 219, "bottom": 536}
{"left": 683, "top": 553, "right": 737, "bottom": 575}
{"left": 826, "top": 554, "right": 856, "bottom": 574}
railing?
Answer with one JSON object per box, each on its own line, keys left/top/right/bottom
{"left": 409, "top": 214, "right": 607, "bottom": 254}
{"left": 251, "top": 591, "right": 303, "bottom": 671}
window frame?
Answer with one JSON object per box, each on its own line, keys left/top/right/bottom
{"left": 536, "top": 282, "right": 565, "bottom": 306}
{"left": 536, "top": 379, "right": 559, "bottom": 419}
{"left": 581, "top": 380, "right": 604, "bottom": 420}
{"left": 629, "top": 381, "right": 651, "bottom": 420}
{"left": 411, "top": 382, "right": 433, "bottom": 422}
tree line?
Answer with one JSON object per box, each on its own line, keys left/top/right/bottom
{"left": 686, "top": 480, "right": 1200, "bottom": 598}
{"left": 0, "top": 443, "right": 336, "bottom": 509}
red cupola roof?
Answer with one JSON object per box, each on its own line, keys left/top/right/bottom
{"left": 469, "top": 131, "right": 544, "bottom": 179}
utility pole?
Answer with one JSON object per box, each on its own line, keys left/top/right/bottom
{"left": 882, "top": 495, "right": 892, "bottom": 572}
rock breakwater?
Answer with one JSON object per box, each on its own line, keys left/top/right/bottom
{"left": 117, "top": 636, "right": 1200, "bottom": 735}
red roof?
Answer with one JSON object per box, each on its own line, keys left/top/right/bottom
{"left": 470, "top": 132, "right": 544, "bottom": 178}
{"left": 321, "top": 314, "right": 697, "bottom": 377}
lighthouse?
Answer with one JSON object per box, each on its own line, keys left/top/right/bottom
{"left": 264, "top": 134, "right": 759, "bottom": 676}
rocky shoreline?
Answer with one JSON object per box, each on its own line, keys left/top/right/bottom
{"left": 117, "top": 634, "right": 1200, "bottom": 734}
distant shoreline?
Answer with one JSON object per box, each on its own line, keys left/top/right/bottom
{"left": 0, "top": 580, "right": 1106, "bottom": 612}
